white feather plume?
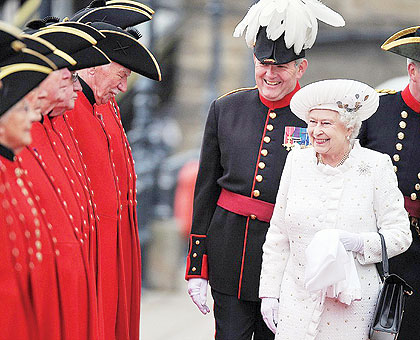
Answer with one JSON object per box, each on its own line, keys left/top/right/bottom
{"left": 233, "top": 0, "right": 345, "bottom": 54}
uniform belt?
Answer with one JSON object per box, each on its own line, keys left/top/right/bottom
{"left": 404, "top": 196, "right": 420, "bottom": 218}
{"left": 217, "top": 188, "right": 274, "bottom": 223}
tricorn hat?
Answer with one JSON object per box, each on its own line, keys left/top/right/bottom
{"left": 234, "top": 0, "right": 345, "bottom": 65}
{"left": 0, "top": 58, "right": 53, "bottom": 116}
{"left": 25, "top": 19, "right": 110, "bottom": 70}
{"left": 290, "top": 79, "right": 379, "bottom": 122}
{"left": 0, "top": 22, "right": 26, "bottom": 62}
{"left": 381, "top": 26, "right": 420, "bottom": 63}
{"left": 71, "top": 0, "right": 153, "bottom": 29}
{"left": 89, "top": 22, "right": 161, "bottom": 81}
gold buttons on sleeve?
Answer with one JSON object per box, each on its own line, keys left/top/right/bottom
{"left": 192, "top": 267, "right": 197, "bottom": 272}
{"left": 399, "top": 121, "right": 407, "bottom": 129}
{"left": 250, "top": 214, "right": 257, "bottom": 220}
{"left": 398, "top": 132, "right": 405, "bottom": 140}
{"left": 411, "top": 193, "right": 417, "bottom": 201}
{"left": 258, "top": 162, "right": 266, "bottom": 169}
{"left": 267, "top": 124, "right": 274, "bottom": 131}
{"left": 418, "top": 173, "right": 420, "bottom": 180}
{"left": 401, "top": 111, "right": 408, "bottom": 118}
{"left": 195, "top": 240, "right": 200, "bottom": 245}
{"left": 393, "top": 154, "right": 400, "bottom": 162}
{"left": 393, "top": 166, "right": 398, "bottom": 173}
{"left": 263, "top": 136, "right": 271, "bottom": 143}
{"left": 261, "top": 149, "right": 268, "bottom": 156}
{"left": 256, "top": 175, "right": 263, "bottom": 182}
{"left": 395, "top": 143, "right": 403, "bottom": 151}
{"left": 269, "top": 112, "right": 277, "bottom": 119}
{"left": 193, "top": 253, "right": 198, "bottom": 258}
{"left": 253, "top": 190, "right": 260, "bottom": 197}
{"left": 415, "top": 183, "right": 420, "bottom": 191}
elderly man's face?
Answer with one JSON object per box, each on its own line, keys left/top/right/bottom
{"left": 37, "top": 68, "right": 73, "bottom": 115}
{"left": 0, "top": 97, "right": 40, "bottom": 153}
{"left": 307, "top": 109, "right": 352, "bottom": 162}
{"left": 254, "top": 57, "right": 307, "bottom": 102}
{"left": 50, "top": 71, "right": 82, "bottom": 117}
{"left": 92, "top": 62, "right": 131, "bottom": 105}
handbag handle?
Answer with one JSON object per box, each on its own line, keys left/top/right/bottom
{"left": 378, "top": 232, "right": 389, "bottom": 277}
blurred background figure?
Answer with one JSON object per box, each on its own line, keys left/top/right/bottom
{"left": 1, "top": 0, "right": 419, "bottom": 339}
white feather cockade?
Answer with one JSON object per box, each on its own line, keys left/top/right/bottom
{"left": 233, "top": 0, "right": 345, "bottom": 54}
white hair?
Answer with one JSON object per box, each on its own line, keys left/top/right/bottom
{"left": 294, "top": 58, "right": 305, "bottom": 68}
{"left": 407, "top": 58, "right": 420, "bottom": 69}
{"left": 337, "top": 110, "right": 362, "bottom": 140}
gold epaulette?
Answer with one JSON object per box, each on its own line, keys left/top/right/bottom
{"left": 375, "top": 88, "right": 397, "bottom": 95}
{"left": 217, "top": 85, "right": 258, "bottom": 100}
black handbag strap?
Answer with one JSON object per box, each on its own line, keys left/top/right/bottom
{"left": 378, "top": 232, "right": 389, "bottom": 277}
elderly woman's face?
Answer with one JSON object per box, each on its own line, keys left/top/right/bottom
{"left": 307, "top": 109, "right": 351, "bottom": 158}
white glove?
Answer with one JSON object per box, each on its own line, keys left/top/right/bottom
{"left": 187, "top": 278, "right": 210, "bottom": 315}
{"left": 261, "top": 297, "right": 279, "bottom": 334}
{"left": 338, "top": 230, "right": 364, "bottom": 253}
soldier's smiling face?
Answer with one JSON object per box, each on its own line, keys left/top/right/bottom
{"left": 254, "top": 56, "right": 307, "bottom": 102}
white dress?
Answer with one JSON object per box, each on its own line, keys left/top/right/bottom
{"left": 259, "top": 141, "right": 412, "bottom": 340}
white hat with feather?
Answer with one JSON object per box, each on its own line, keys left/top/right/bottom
{"left": 234, "top": 0, "right": 345, "bottom": 64}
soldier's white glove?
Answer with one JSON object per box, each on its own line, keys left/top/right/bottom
{"left": 338, "top": 230, "right": 364, "bottom": 253}
{"left": 261, "top": 297, "right": 279, "bottom": 334}
{"left": 187, "top": 278, "right": 210, "bottom": 315}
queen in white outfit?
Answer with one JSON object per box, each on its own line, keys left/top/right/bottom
{"left": 259, "top": 79, "right": 412, "bottom": 340}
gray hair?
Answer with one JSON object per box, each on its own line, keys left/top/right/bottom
{"left": 337, "top": 110, "right": 362, "bottom": 140}
{"left": 407, "top": 58, "right": 420, "bottom": 69}
{"left": 295, "top": 58, "right": 305, "bottom": 68}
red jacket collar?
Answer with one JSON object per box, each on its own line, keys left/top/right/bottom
{"left": 259, "top": 82, "right": 301, "bottom": 110}
{"left": 401, "top": 85, "right": 420, "bottom": 113}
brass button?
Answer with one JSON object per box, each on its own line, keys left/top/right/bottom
{"left": 192, "top": 267, "right": 197, "bottom": 272}
{"left": 401, "top": 111, "right": 408, "bottom": 119}
{"left": 399, "top": 121, "right": 407, "bottom": 129}
{"left": 411, "top": 193, "right": 417, "bottom": 201}
{"left": 269, "top": 112, "right": 277, "bottom": 119}
{"left": 395, "top": 143, "right": 403, "bottom": 151}
{"left": 393, "top": 166, "right": 398, "bottom": 173}
{"left": 267, "top": 124, "right": 274, "bottom": 131}
{"left": 393, "top": 154, "right": 400, "bottom": 162}
{"left": 261, "top": 149, "right": 268, "bottom": 156}
{"left": 256, "top": 175, "right": 263, "bottom": 182}
{"left": 258, "top": 162, "right": 266, "bottom": 169}
{"left": 397, "top": 132, "right": 404, "bottom": 140}
{"left": 195, "top": 240, "right": 200, "bottom": 245}
{"left": 263, "top": 136, "right": 271, "bottom": 143}
{"left": 250, "top": 214, "right": 257, "bottom": 220}
{"left": 415, "top": 183, "right": 420, "bottom": 191}
{"left": 253, "top": 189, "right": 260, "bottom": 197}
{"left": 192, "top": 252, "right": 198, "bottom": 258}
{"left": 418, "top": 173, "right": 420, "bottom": 180}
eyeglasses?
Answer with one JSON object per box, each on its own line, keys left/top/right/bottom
{"left": 71, "top": 72, "right": 79, "bottom": 83}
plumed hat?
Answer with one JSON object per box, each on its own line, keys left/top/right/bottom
{"left": 234, "top": 0, "right": 345, "bottom": 65}
{"left": 89, "top": 22, "right": 161, "bottom": 81}
{"left": 0, "top": 59, "right": 53, "bottom": 116}
{"left": 381, "top": 26, "right": 420, "bottom": 63}
{"left": 290, "top": 79, "right": 379, "bottom": 122}
{"left": 25, "top": 19, "right": 110, "bottom": 70}
{"left": 0, "top": 22, "right": 26, "bottom": 62}
{"left": 71, "top": 0, "right": 153, "bottom": 29}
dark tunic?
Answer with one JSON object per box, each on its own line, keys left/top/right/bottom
{"left": 359, "top": 85, "right": 420, "bottom": 339}
{"left": 185, "top": 84, "right": 308, "bottom": 301}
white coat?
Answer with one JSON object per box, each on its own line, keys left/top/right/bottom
{"left": 259, "top": 141, "right": 412, "bottom": 340}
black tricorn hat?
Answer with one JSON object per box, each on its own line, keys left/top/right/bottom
{"left": 25, "top": 20, "right": 110, "bottom": 70}
{"left": 0, "top": 58, "right": 53, "bottom": 116}
{"left": 0, "top": 22, "right": 26, "bottom": 62}
{"left": 71, "top": 0, "right": 152, "bottom": 29}
{"left": 254, "top": 27, "right": 305, "bottom": 65}
{"left": 381, "top": 26, "right": 420, "bottom": 63}
{"left": 89, "top": 22, "right": 161, "bottom": 81}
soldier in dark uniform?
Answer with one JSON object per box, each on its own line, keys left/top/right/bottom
{"left": 359, "top": 26, "right": 420, "bottom": 339}
{"left": 185, "top": 1, "right": 345, "bottom": 339}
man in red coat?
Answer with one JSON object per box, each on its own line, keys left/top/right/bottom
{"left": 62, "top": 21, "right": 161, "bottom": 340}
{"left": 0, "top": 30, "right": 59, "bottom": 340}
